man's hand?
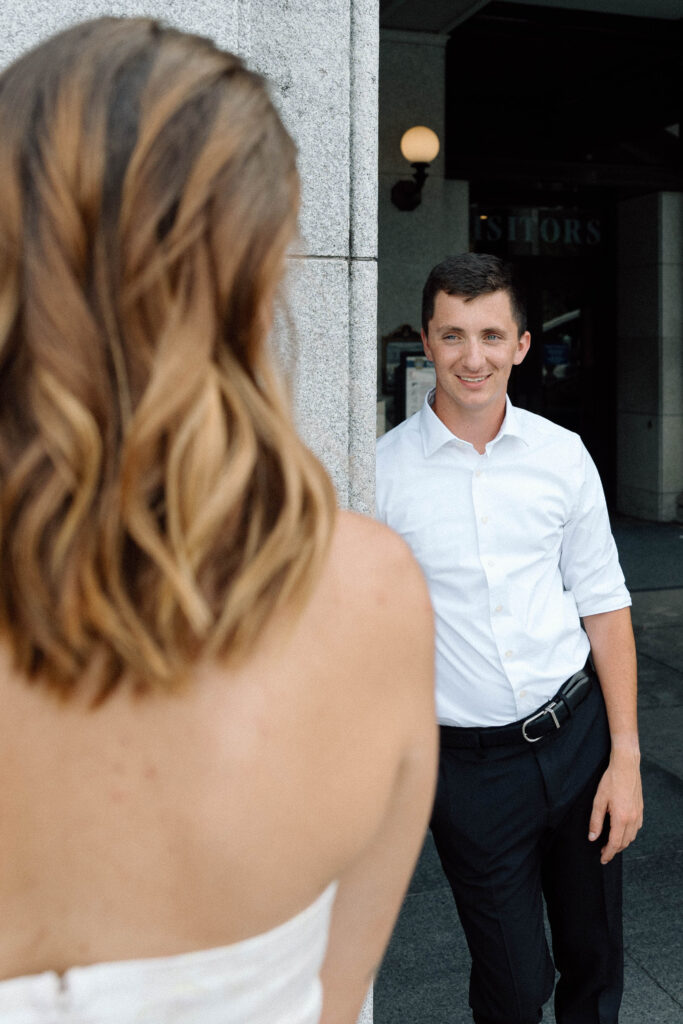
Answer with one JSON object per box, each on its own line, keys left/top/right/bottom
{"left": 588, "top": 747, "right": 643, "bottom": 864}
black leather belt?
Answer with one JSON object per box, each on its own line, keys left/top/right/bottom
{"left": 440, "top": 662, "right": 596, "bottom": 750}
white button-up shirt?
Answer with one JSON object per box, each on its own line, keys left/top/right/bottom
{"left": 376, "top": 393, "right": 630, "bottom": 727}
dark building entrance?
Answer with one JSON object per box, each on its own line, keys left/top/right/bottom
{"left": 470, "top": 197, "right": 617, "bottom": 498}
{"left": 446, "top": 1, "right": 682, "bottom": 505}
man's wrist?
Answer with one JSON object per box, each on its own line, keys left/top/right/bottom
{"left": 609, "top": 736, "right": 641, "bottom": 762}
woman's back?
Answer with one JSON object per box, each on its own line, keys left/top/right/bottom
{"left": 0, "top": 885, "right": 338, "bottom": 1023}
{"left": 0, "top": 18, "right": 436, "bottom": 1022}
{"left": 0, "top": 512, "right": 434, "bottom": 1003}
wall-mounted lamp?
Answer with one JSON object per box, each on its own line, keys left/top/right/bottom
{"left": 391, "top": 126, "right": 440, "bottom": 211}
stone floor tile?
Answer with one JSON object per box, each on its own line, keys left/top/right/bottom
{"left": 635, "top": 626, "right": 683, "bottom": 676}
{"left": 623, "top": 850, "right": 683, "bottom": 1007}
{"left": 637, "top": 653, "right": 683, "bottom": 709}
{"left": 639, "top": 707, "right": 683, "bottom": 778}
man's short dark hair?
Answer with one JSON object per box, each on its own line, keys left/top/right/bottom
{"left": 421, "top": 253, "right": 527, "bottom": 336}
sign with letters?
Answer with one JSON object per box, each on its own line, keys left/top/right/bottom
{"left": 471, "top": 206, "right": 602, "bottom": 256}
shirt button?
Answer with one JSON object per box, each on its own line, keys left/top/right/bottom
{"left": 494, "top": 604, "right": 503, "bottom": 613}
{"left": 505, "top": 650, "right": 513, "bottom": 659}
{"left": 488, "top": 559, "right": 495, "bottom": 567}
{"left": 475, "top": 470, "right": 482, "bottom": 478}
{"left": 481, "top": 515, "right": 489, "bottom": 524}
{"left": 519, "top": 689, "right": 527, "bottom": 698}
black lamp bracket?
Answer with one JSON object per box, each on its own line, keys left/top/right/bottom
{"left": 391, "top": 161, "right": 430, "bottom": 211}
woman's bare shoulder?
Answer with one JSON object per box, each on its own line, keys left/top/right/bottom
{"left": 332, "top": 507, "right": 426, "bottom": 582}
{"left": 322, "top": 510, "right": 433, "bottom": 653}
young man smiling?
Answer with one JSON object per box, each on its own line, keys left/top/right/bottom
{"left": 421, "top": 286, "right": 529, "bottom": 446}
{"left": 376, "top": 253, "right": 642, "bottom": 1024}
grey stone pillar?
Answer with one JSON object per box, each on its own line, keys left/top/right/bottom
{"left": 617, "top": 192, "right": 683, "bottom": 521}
{"left": 2, "top": 1, "right": 378, "bottom": 1020}
{"left": 259, "top": 0, "right": 379, "bottom": 516}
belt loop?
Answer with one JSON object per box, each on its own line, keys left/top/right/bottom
{"left": 558, "top": 693, "right": 573, "bottom": 717}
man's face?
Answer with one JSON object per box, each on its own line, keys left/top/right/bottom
{"left": 421, "top": 289, "right": 530, "bottom": 425}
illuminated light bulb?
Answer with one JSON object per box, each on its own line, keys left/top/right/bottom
{"left": 399, "top": 126, "right": 440, "bottom": 164}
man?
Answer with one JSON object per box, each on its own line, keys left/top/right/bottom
{"left": 376, "top": 253, "right": 643, "bottom": 1024}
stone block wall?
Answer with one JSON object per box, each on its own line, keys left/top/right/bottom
{"left": 617, "top": 192, "right": 683, "bottom": 521}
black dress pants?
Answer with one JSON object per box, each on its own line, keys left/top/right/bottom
{"left": 430, "top": 680, "right": 623, "bottom": 1024}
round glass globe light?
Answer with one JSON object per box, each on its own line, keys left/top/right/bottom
{"left": 400, "top": 125, "right": 440, "bottom": 164}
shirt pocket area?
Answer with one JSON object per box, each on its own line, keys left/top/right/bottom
{"left": 401, "top": 516, "right": 464, "bottom": 584}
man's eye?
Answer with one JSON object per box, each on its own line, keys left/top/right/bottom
{"left": 484, "top": 333, "right": 500, "bottom": 342}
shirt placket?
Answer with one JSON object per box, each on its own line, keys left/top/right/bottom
{"left": 471, "top": 458, "right": 521, "bottom": 701}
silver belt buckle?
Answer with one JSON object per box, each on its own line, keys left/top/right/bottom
{"left": 522, "top": 700, "right": 561, "bottom": 743}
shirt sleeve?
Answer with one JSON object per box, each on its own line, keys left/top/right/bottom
{"left": 559, "top": 444, "right": 631, "bottom": 616}
{"left": 375, "top": 440, "right": 389, "bottom": 524}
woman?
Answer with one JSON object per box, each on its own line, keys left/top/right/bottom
{"left": 0, "top": 17, "right": 436, "bottom": 1024}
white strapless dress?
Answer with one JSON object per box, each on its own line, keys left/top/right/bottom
{"left": 0, "top": 883, "right": 337, "bottom": 1023}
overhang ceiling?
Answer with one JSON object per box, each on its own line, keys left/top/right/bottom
{"left": 380, "top": 0, "right": 683, "bottom": 33}
{"left": 382, "top": 0, "right": 682, "bottom": 197}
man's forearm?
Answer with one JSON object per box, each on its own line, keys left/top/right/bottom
{"left": 582, "top": 606, "right": 639, "bottom": 753}
{"left": 582, "top": 605, "right": 642, "bottom": 862}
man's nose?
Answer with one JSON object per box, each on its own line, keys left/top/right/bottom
{"left": 461, "top": 339, "right": 487, "bottom": 369}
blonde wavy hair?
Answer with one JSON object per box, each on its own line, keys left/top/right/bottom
{"left": 0, "top": 17, "right": 336, "bottom": 701}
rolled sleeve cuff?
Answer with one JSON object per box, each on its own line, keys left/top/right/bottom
{"left": 575, "top": 585, "right": 632, "bottom": 618}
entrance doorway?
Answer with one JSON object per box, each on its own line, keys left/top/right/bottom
{"left": 471, "top": 201, "right": 618, "bottom": 502}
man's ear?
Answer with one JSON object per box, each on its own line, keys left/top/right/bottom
{"left": 421, "top": 328, "right": 433, "bottom": 361}
{"left": 513, "top": 331, "right": 531, "bottom": 366}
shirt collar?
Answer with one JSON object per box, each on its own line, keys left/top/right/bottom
{"left": 499, "top": 397, "right": 530, "bottom": 447}
{"left": 419, "top": 391, "right": 530, "bottom": 458}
